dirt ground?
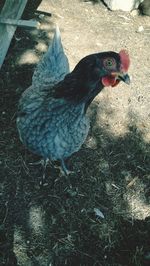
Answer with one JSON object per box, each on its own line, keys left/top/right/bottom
{"left": 0, "top": 0, "right": 150, "bottom": 265}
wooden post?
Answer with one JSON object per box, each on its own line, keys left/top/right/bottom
{"left": 0, "top": 0, "right": 28, "bottom": 68}
{"left": 0, "top": 18, "right": 39, "bottom": 28}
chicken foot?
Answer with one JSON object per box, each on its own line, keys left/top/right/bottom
{"left": 60, "top": 159, "right": 74, "bottom": 176}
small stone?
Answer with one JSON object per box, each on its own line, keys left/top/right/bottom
{"left": 130, "top": 9, "right": 139, "bottom": 16}
{"left": 138, "top": 25, "right": 144, "bottom": 32}
{"left": 94, "top": 208, "right": 105, "bottom": 219}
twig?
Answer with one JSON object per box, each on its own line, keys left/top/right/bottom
{"left": 3, "top": 201, "right": 8, "bottom": 224}
{"left": 127, "top": 177, "right": 138, "bottom": 188}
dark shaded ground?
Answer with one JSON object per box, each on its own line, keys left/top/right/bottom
{"left": 0, "top": 1, "right": 150, "bottom": 265}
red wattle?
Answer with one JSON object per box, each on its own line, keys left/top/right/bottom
{"left": 102, "top": 76, "right": 118, "bottom": 87}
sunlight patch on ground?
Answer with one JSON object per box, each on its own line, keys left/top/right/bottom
{"left": 29, "top": 205, "right": 45, "bottom": 235}
{"left": 14, "top": 227, "right": 32, "bottom": 266}
{"left": 35, "top": 42, "right": 48, "bottom": 53}
{"left": 18, "top": 50, "right": 39, "bottom": 65}
{"left": 86, "top": 136, "right": 97, "bottom": 149}
{"left": 95, "top": 87, "right": 130, "bottom": 137}
{"left": 40, "top": 22, "right": 52, "bottom": 32}
{"left": 97, "top": 110, "right": 129, "bottom": 137}
{"left": 126, "top": 191, "right": 150, "bottom": 220}
{"left": 95, "top": 86, "right": 150, "bottom": 141}
{"left": 134, "top": 119, "right": 150, "bottom": 142}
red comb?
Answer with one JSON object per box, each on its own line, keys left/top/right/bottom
{"left": 119, "top": 50, "right": 130, "bottom": 72}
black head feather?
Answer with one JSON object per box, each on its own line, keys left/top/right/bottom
{"left": 53, "top": 52, "right": 122, "bottom": 105}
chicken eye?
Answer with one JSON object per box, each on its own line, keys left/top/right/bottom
{"left": 103, "top": 58, "right": 116, "bottom": 69}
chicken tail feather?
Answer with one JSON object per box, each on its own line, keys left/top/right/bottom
{"left": 32, "top": 26, "right": 70, "bottom": 87}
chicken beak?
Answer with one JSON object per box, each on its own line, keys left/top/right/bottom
{"left": 118, "top": 73, "right": 130, "bottom": 85}
{"left": 111, "top": 72, "right": 130, "bottom": 85}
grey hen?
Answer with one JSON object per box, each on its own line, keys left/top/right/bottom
{"left": 17, "top": 27, "right": 130, "bottom": 175}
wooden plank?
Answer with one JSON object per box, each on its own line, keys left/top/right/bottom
{"left": 0, "top": 0, "right": 28, "bottom": 19}
{"left": 35, "top": 10, "right": 52, "bottom": 17}
{"left": 0, "top": 18, "right": 39, "bottom": 28}
{"left": 0, "top": 0, "right": 28, "bottom": 68}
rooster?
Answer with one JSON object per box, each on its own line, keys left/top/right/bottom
{"left": 17, "top": 27, "right": 130, "bottom": 176}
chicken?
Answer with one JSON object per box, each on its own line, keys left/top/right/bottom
{"left": 17, "top": 27, "right": 130, "bottom": 175}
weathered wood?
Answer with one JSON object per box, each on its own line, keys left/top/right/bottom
{"left": 0, "top": 0, "right": 28, "bottom": 68}
{"left": 0, "top": 18, "right": 39, "bottom": 28}
{"left": 35, "top": 10, "right": 52, "bottom": 17}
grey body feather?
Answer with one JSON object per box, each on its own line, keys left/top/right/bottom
{"left": 17, "top": 27, "right": 90, "bottom": 162}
